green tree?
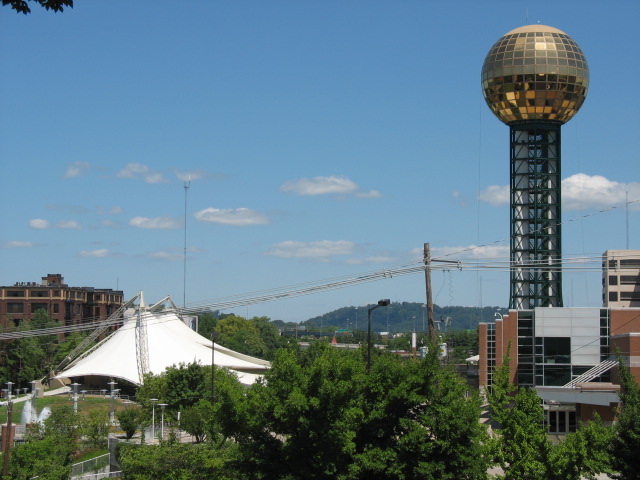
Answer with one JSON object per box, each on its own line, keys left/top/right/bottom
{"left": 548, "top": 414, "right": 614, "bottom": 480}
{"left": 8, "top": 405, "right": 78, "bottom": 480}
{"left": 8, "top": 436, "right": 73, "bottom": 480}
{"left": 216, "top": 315, "right": 269, "bottom": 359}
{"left": 117, "top": 407, "right": 143, "bottom": 440}
{"left": 196, "top": 311, "right": 219, "bottom": 340}
{"left": 488, "top": 344, "right": 551, "bottom": 479}
{"left": 0, "top": 321, "right": 47, "bottom": 386}
{"left": 3, "top": 0, "right": 72, "bottom": 14}
{"left": 117, "top": 442, "right": 239, "bottom": 480}
{"left": 181, "top": 399, "right": 214, "bottom": 443}
{"left": 83, "top": 408, "right": 110, "bottom": 448}
{"left": 611, "top": 358, "right": 640, "bottom": 480}
{"left": 234, "top": 344, "right": 489, "bottom": 480}
{"left": 164, "top": 362, "right": 208, "bottom": 410}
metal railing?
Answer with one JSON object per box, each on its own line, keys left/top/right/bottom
{"left": 70, "top": 453, "right": 110, "bottom": 478}
{"left": 72, "top": 472, "right": 122, "bottom": 480}
{"left": 563, "top": 358, "right": 619, "bottom": 388}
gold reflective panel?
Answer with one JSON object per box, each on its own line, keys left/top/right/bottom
{"left": 481, "top": 25, "right": 589, "bottom": 124}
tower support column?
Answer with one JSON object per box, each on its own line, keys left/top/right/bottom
{"left": 509, "top": 121, "right": 563, "bottom": 309}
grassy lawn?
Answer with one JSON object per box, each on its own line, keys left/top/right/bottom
{"left": 0, "top": 394, "right": 133, "bottom": 424}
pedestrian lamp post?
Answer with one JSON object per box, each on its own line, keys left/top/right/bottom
{"left": 367, "top": 299, "right": 390, "bottom": 373}
{"left": 108, "top": 381, "right": 117, "bottom": 424}
{"left": 150, "top": 398, "right": 158, "bottom": 439}
{"left": 159, "top": 403, "right": 168, "bottom": 440}
{"left": 71, "top": 383, "right": 80, "bottom": 414}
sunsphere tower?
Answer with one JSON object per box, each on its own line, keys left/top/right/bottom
{"left": 482, "top": 24, "right": 589, "bottom": 310}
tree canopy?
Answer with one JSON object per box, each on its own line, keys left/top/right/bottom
{"left": 3, "top": 0, "right": 72, "bottom": 15}
{"left": 233, "top": 344, "right": 489, "bottom": 479}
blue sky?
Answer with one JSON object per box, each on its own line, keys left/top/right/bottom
{"left": 1, "top": 0, "right": 638, "bottom": 323}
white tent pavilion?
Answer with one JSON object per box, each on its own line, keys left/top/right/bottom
{"left": 54, "top": 303, "right": 270, "bottom": 387}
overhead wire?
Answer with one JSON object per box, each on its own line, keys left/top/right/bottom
{"left": 3, "top": 198, "right": 637, "bottom": 341}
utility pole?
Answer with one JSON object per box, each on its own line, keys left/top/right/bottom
{"left": 423, "top": 243, "right": 436, "bottom": 344}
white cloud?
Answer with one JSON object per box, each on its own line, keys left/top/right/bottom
{"left": 65, "top": 161, "right": 91, "bottom": 179}
{"left": 194, "top": 208, "right": 269, "bottom": 226}
{"left": 96, "top": 206, "right": 123, "bottom": 215}
{"left": 148, "top": 251, "right": 183, "bottom": 261}
{"left": 101, "top": 219, "right": 123, "bottom": 228}
{"left": 562, "top": 174, "right": 640, "bottom": 211}
{"left": 117, "top": 163, "right": 168, "bottom": 184}
{"left": 280, "top": 176, "right": 359, "bottom": 196}
{"left": 1, "top": 241, "right": 34, "bottom": 248}
{"left": 29, "top": 218, "right": 82, "bottom": 230}
{"left": 421, "top": 244, "right": 510, "bottom": 261}
{"left": 129, "top": 216, "right": 181, "bottom": 229}
{"left": 355, "top": 190, "right": 382, "bottom": 199}
{"left": 452, "top": 190, "right": 467, "bottom": 207}
{"left": 174, "top": 170, "right": 217, "bottom": 182}
{"left": 79, "top": 249, "right": 111, "bottom": 258}
{"left": 56, "top": 220, "right": 82, "bottom": 230}
{"left": 268, "top": 240, "right": 356, "bottom": 259}
{"left": 29, "top": 219, "right": 50, "bottom": 229}
{"left": 479, "top": 174, "right": 640, "bottom": 211}
{"left": 479, "top": 185, "right": 509, "bottom": 206}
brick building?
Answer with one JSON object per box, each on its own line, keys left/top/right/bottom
{"left": 0, "top": 274, "right": 123, "bottom": 327}
{"left": 479, "top": 307, "right": 640, "bottom": 433}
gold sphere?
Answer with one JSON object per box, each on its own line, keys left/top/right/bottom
{"left": 481, "top": 25, "right": 589, "bottom": 124}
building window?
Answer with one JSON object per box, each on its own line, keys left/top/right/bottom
{"left": 620, "top": 275, "right": 639, "bottom": 285}
{"left": 620, "top": 292, "right": 640, "bottom": 301}
{"left": 31, "top": 303, "right": 48, "bottom": 313}
{"left": 609, "top": 259, "right": 618, "bottom": 269}
{"left": 30, "top": 290, "right": 49, "bottom": 298}
{"left": 609, "top": 292, "right": 618, "bottom": 302}
{"left": 52, "top": 290, "right": 61, "bottom": 297}
{"left": 620, "top": 259, "right": 640, "bottom": 268}
{"left": 7, "top": 290, "right": 25, "bottom": 297}
{"left": 544, "top": 337, "right": 570, "bottom": 364}
{"left": 543, "top": 365, "right": 572, "bottom": 386}
{"left": 545, "top": 409, "right": 577, "bottom": 434}
{"left": 608, "top": 275, "right": 618, "bottom": 286}
{"left": 53, "top": 304, "right": 59, "bottom": 314}
{"left": 7, "top": 303, "right": 24, "bottom": 314}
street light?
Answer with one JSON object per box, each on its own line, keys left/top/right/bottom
{"left": 150, "top": 398, "right": 158, "bottom": 439}
{"left": 108, "top": 381, "right": 117, "bottom": 424}
{"left": 159, "top": 403, "right": 168, "bottom": 439}
{"left": 368, "top": 299, "right": 390, "bottom": 372}
{"left": 71, "top": 383, "right": 80, "bottom": 414}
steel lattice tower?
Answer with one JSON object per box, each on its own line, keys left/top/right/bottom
{"left": 482, "top": 25, "right": 589, "bottom": 309}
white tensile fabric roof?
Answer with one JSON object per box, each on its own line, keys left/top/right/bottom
{"left": 54, "top": 309, "right": 270, "bottom": 386}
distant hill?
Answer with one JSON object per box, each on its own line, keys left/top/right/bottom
{"left": 299, "top": 302, "right": 505, "bottom": 333}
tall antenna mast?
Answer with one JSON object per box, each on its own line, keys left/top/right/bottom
{"left": 183, "top": 176, "right": 191, "bottom": 309}
{"left": 626, "top": 186, "right": 629, "bottom": 250}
